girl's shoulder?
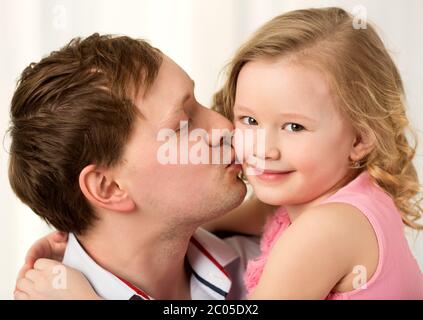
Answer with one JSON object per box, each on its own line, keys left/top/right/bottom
{"left": 299, "top": 201, "right": 379, "bottom": 293}
{"left": 295, "top": 202, "right": 378, "bottom": 260}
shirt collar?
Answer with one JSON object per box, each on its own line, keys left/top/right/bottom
{"left": 187, "top": 228, "right": 238, "bottom": 300}
{"left": 62, "top": 228, "right": 238, "bottom": 300}
{"left": 63, "top": 233, "right": 149, "bottom": 300}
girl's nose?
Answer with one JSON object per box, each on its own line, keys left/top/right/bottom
{"left": 254, "top": 129, "right": 281, "bottom": 161}
{"left": 264, "top": 147, "right": 281, "bottom": 160}
{"left": 253, "top": 146, "right": 281, "bottom": 161}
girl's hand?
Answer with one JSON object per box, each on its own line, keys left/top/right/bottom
{"left": 16, "top": 231, "right": 69, "bottom": 286}
{"left": 14, "top": 259, "right": 101, "bottom": 300}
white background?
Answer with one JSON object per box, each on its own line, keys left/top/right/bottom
{"left": 0, "top": 0, "right": 422, "bottom": 299}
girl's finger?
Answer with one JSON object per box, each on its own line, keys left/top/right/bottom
{"left": 16, "top": 278, "right": 35, "bottom": 296}
{"left": 52, "top": 231, "right": 68, "bottom": 243}
{"left": 14, "top": 290, "right": 30, "bottom": 300}
{"left": 34, "top": 258, "right": 59, "bottom": 271}
{"left": 16, "top": 263, "right": 31, "bottom": 283}
{"left": 25, "top": 269, "right": 44, "bottom": 283}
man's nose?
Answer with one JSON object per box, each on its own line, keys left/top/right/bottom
{"left": 202, "top": 106, "right": 234, "bottom": 148}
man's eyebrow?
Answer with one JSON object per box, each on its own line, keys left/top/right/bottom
{"left": 177, "top": 79, "right": 195, "bottom": 106}
{"left": 159, "top": 106, "right": 184, "bottom": 128}
{"left": 159, "top": 81, "right": 196, "bottom": 128}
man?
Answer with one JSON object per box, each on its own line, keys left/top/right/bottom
{"left": 11, "top": 33, "right": 265, "bottom": 300}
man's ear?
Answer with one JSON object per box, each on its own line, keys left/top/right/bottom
{"left": 79, "top": 164, "right": 135, "bottom": 212}
{"left": 349, "top": 129, "right": 376, "bottom": 162}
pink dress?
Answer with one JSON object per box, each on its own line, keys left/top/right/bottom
{"left": 244, "top": 171, "right": 423, "bottom": 299}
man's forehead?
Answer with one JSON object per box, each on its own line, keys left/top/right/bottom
{"left": 133, "top": 55, "right": 195, "bottom": 118}
{"left": 162, "top": 55, "right": 195, "bottom": 98}
{"left": 146, "top": 56, "right": 192, "bottom": 93}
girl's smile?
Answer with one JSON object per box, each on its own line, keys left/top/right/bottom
{"left": 247, "top": 166, "right": 296, "bottom": 183}
{"left": 254, "top": 170, "right": 295, "bottom": 183}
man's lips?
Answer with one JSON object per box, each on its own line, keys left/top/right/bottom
{"left": 226, "top": 158, "right": 242, "bottom": 170}
{"left": 225, "top": 152, "right": 242, "bottom": 172}
{"left": 225, "top": 149, "right": 239, "bottom": 168}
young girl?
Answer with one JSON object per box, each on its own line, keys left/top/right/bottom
{"left": 15, "top": 7, "right": 423, "bottom": 299}
{"left": 209, "top": 7, "right": 423, "bottom": 299}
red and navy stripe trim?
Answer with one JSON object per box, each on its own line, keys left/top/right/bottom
{"left": 190, "top": 268, "right": 228, "bottom": 297}
{"left": 115, "top": 274, "right": 151, "bottom": 300}
{"left": 190, "top": 238, "right": 230, "bottom": 278}
{"left": 190, "top": 237, "right": 230, "bottom": 297}
{"left": 113, "top": 236, "right": 231, "bottom": 300}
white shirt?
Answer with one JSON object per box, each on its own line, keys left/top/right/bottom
{"left": 62, "top": 228, "right": 260, "bottom": 300}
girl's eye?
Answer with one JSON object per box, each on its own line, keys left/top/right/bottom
{"left": 240, "top": 116, "right": 258, "bottom": 126}
{"left": 283, "top": 123, "right": 304, "bottom": 132}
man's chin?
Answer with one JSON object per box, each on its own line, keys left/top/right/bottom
{"left": 220, "top": 177, "right": 247, "bottom": 212}
{"left": 195, "top": 169, "right": 247, "bottom": 222}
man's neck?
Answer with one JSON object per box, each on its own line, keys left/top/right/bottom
{"left": 77, "top": 214, "right": 197, "bottom": 299}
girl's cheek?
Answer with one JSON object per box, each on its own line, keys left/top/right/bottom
{"left": 283, "top": 139, "right": 317, "bottom": 168}
{"left": 233, "top": 128, "right": 255, "bottom": 164}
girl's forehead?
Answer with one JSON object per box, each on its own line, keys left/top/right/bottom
{"left": 235, "top": 59, "right": 337, "bottom": 118}
{"left": 238, "top": 58, "right": 330, "bottom": 94}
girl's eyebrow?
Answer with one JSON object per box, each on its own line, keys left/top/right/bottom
{"left": 234, "top": 104, "right": 316, "bottom": 124}
{"left": 233, "top": 104, "right": 256, "bottom": 115}
{"left": 277, "top": 112, "right": 317, "bottom": 124}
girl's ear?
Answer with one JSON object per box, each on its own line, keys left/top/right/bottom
{"left": 350, "top": 129, "right": 376, "bottom": 162}
{"left": 79, "top": 164, "right": 135, "bottom": 213}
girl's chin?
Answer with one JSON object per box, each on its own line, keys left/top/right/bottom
{"left": 252, "top": 189, "right": 289, "bottom": 206}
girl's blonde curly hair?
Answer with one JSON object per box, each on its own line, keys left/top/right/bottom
{"left": 213, "top": 7, "right": 422, "bottom": 230}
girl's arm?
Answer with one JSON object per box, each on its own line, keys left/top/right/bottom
{"left": 249, "top": 203, "right": 374, "bottom": 299}
{"left": 202, "top": 195, "right": 278, "bottom": 236}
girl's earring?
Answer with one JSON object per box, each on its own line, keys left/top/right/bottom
{"left": 351, "top": 160, "right": 361, "bottom": 169}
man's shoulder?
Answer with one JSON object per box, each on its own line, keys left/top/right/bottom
{"left": 193, "top": 228, "right": 261, "bottom": 267}
{"left": 192, "top": 228, "right": 260, "bottom": 300}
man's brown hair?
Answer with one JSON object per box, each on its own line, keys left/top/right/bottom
{"left": 8, "top": 33, "right": 163, "bottom": 234}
